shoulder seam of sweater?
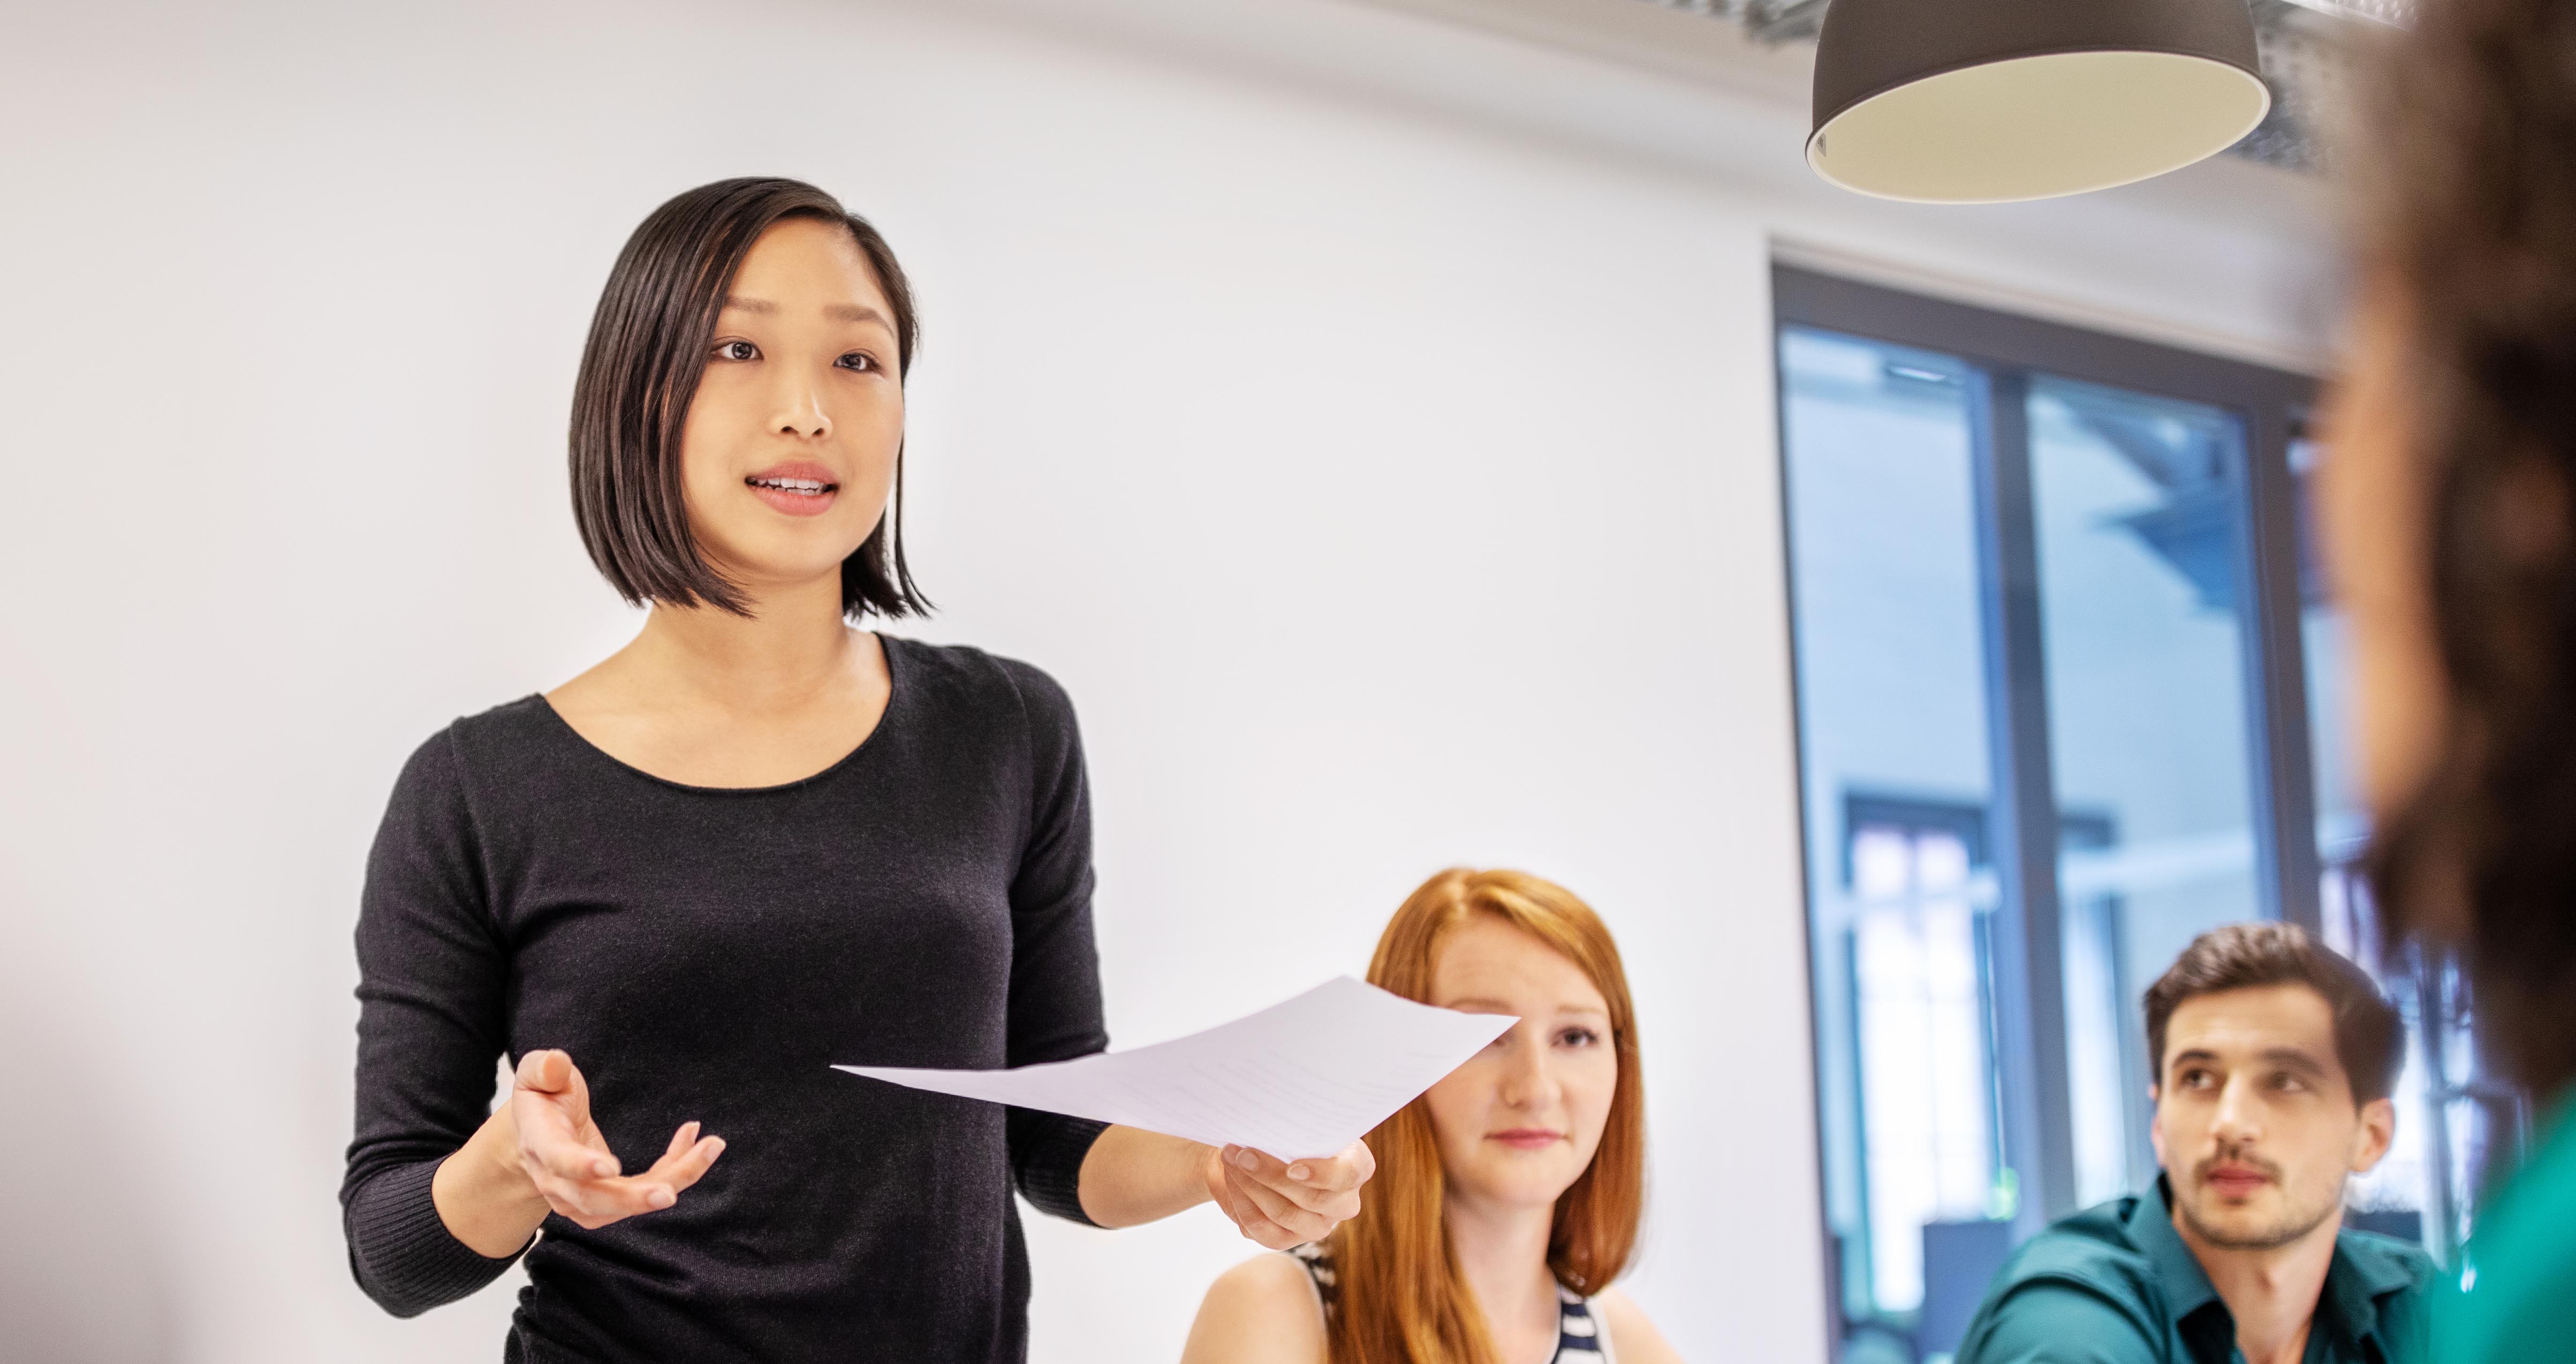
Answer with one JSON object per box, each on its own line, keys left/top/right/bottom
{"left": 985, "top": 651, "right": 1043, "bottom": 869}
{"left": 438, "top": 721, "right": 510, "bottom": 949}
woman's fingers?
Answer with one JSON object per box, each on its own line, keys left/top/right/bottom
{"left": 537, "top": 1173, "right": 666, "bottom": 1227}
{"left": 533, "top": 1123, "right": 723, "bottom": 1229}
{"left": 1294, "top": 1140, "right": 1376, "bottom": 1193}
{"left": 1208, "top": 1166, "right": 1278, "bottom": 1243}
{"left": 513, "top": 1052, "right": 622, "bottom": 1180}
{"left": 509, "top": 1056, "right": 716, "bottom": 1231}
{"left": 532, "top": 1174, "right": 619, "bottom": 1226}
{"left": 515, "top": 1048, "right": 575, "bottom": 1098}
{"left": 1204, "top": 1140, "right": 1374, "bottom": 1247}
{"left": 515, "top": 1049, "right": 597, "bottom": 1127}
{"left": 644, "top": 1124, "right": 725, "bottom": 1187}
{"left": 536, "top": 1166, "right": 671, "bottom": 1226}
{"left": 1224, "top": 1145, "right": 1369, "bottom": 1219}
{"left": 1219, "top": 1163, "right": 1334, "bottom": 1247}
{"left": 516, "top": 1048, "right": 560, "bottom": 1092}
{"left": 517, "top": 1096, "right": 620, "bottom": 1181}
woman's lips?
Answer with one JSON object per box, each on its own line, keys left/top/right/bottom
{"left": 746, "top": 461, "right": 839, "bottom": 518}
{"left": 1488, "top": 1129, "right": 1563, "bottom": 1151}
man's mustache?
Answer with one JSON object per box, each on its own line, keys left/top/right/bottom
{"left": 2192, "top": 1145, "right": 2284, "bottom": 1185}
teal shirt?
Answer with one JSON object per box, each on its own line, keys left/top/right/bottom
{"left": 1954, "top": 1179, "right": 2435, "bottom": 1364}
{"left": 2441, "top": 1098, "right": 2576, "bottom": 1362}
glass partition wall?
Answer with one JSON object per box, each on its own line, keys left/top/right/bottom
{"left": 1774, "top": 269, "right": 2513, "bottom": 1364}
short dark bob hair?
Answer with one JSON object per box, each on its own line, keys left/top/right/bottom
{"left": 2143, "top": 922, "right": 2404, "bottom": 1107}
{"left": 570, "top": 177, "right": 929, "bottom": 619}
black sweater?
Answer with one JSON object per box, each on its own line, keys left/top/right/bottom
{"left": 341, "top": 638, "right": 1111, "bottom": 1363}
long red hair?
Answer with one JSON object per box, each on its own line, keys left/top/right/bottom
{"left": 1323, "top": 868, "right": 1645, "bottom": 1364}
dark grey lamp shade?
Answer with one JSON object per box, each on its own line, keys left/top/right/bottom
{"left": 1807, "top": 0, "right": 2271, "bottom": 203}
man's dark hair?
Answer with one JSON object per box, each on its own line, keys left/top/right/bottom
{"left": 569, "top": 176, "right": 929, "bottom": 620}
{"left": 2356, "top": 0, "right": 2576, "bottom": 1105}
{"left": 2143, "top": 923, "right": 2404, "bottom": 1106}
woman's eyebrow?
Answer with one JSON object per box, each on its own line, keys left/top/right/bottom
{"left": 720, "top": 294, "right": 891, "bottom": 328}
{"left": 1436, "top": 997, "right": 1607, "bottom": 1018}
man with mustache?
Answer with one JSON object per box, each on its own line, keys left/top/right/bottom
{"left": 1955, "top": 923, "right": 2434, "bottom": 1364}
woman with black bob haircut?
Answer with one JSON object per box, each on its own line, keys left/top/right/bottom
{"left": 2324, "top": 0, "right": 2576, "bottom": 1357}
{"left": 340, "top": 178, "right": 1374, "bottom": 1362}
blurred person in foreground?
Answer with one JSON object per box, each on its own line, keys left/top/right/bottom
{"left": 1955, "top": 925, "right": 2432, "bottom": 1364}
{"left": 1178, "top": 869, "right": 1683, "bottom": 1364}
{"left": 2324, "top": 0, "right": 2576, "bottom": 1355}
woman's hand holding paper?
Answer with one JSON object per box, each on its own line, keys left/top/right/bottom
{"left": 1203, "top": 1140, "right": 1376, "bottom": 1249}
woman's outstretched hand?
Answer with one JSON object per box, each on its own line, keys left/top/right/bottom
{"left": 1202, "top": 1140, "right": 1375, "bottom": 1249}
{"left": 431, "top": 1048, "right": 725, "bottom": 1257}
{"left": 510, "top": 1049, "right": 726, "bottom": 1230}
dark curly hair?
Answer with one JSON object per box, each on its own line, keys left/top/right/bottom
{"left": 2356, "top": 0, "right": 2576, "bottom": 1102}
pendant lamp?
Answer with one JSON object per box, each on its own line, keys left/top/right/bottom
{"left": 1806, "top": 0, "right": 2272, "bottom": 203}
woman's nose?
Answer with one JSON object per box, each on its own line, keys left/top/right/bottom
{"left": 1496, "top": 1038, "right": 1559, "bottom": 1108}
{"left": 771, "top": 378, "right": 832, "bottom": 439}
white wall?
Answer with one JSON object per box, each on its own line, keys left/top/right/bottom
{"left": 0, "top": 2, "right": 2326, "bottom": 1361}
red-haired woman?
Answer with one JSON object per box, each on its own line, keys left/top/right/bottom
{"left": 1180, "top": 869, "right": 1683, "bottom": 1364}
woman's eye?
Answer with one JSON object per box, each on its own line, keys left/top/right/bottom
{"left": 836, "top": 351, "right": 877, "bottom": 373}
{"left": 713, "top": 339, "right": 759, "bottom": 362}
{"left": 1557, "top": 1028, "right": 1599, "bottom": 1049}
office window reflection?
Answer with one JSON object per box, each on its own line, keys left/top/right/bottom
{"left": 1851, "top": 819, "right": 1992, "bottom": 1314}
{"left": 2029, "top": 377, "right": 2266, "bottom": 1207}
{"left": 1778, "top": 325, "right": 1995, "bottom": 1348}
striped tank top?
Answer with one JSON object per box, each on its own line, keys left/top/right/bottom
{"left": 1288, "top": 1242, "right": 1617, "bottom": 1363}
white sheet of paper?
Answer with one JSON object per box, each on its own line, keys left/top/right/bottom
{"left": 833, "top": 976, "right": 1513, "bottom": 1160}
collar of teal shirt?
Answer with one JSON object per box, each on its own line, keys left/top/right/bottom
{"left": 2127, "top": 1174, "right": 2422, "bottom": 1357}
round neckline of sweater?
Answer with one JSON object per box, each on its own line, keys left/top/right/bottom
{"left": 526, "top": 635, "right": 907, "bottom": 796}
